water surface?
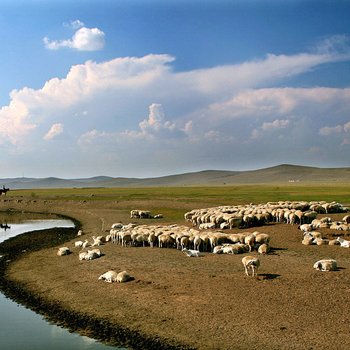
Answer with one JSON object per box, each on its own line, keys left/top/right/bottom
{"left": 0, "top": 217, "right": 120, "bottom": 350}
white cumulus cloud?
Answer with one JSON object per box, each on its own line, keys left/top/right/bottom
{"left": 44, "top": 26, "right": 105, "bottom": 51}
{"left": 262, "top": 119, "right": 290, "bottom": 131}
{"left": 1, "top": 45, "right": 350, "bottom": 176}
{"left": 44, "top": 123, "right": 63, "bottom": 140}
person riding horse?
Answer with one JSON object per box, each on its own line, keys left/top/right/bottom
{"left": 0, "top": 185, "right": 9, "bottom": 196}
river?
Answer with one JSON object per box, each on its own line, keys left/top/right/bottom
{"left": 0, "top": 216, "right": 120, "bottom": 350}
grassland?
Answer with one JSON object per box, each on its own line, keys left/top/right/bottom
{"left": 12, "top": 183, "right": 350, "bottom": 204}
{"left": 10, "top": 183, "right": 350, "bottom": 222}
{"left": 1, "top": 183, "right": 350, "bottom": 350}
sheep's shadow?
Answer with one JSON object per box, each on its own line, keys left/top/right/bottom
{"left": 259, "top": 273, "right": 281, "bottom": 280}
{"left": 268, "top": 247, "right": 287, "bottom": 256}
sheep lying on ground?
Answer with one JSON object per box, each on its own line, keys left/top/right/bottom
{"left": 130, "top": 210, "right": 152, "bottom": 219}
{"left": 57, "top": 247, "right": 70, "bottom": 256}
{"left": 74, "top": 239, "right": 89, "bottom": 248}
{"left": 242, "top": 256, "right": 260, "bottom": 277}
{"left": 313, "top": 259, "right": 338, "bottom": 271}
{"left": 258, "top": 243, "right": 270, "bottom": 255}
{"left": 182, "top": 248, "right": 203, "bottom": 257}
{"left": 336, "top": 237, "right": 350, "bottom": 248}
{"left": 92, "top": 235, "right": 103, "bottom": 246}
{"left": 117, "top": 271, "right": 133, "bottom": 283}
{"left": 79, "top": 248, "right": 102, "bottom": 260}
{"left": 98, "top": 270, "right": 118, "bottom": 283}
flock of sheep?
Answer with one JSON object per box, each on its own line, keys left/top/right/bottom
{"left": 57, "top": 200, "right": 349, "bottom": 279}
{"left": 184, "top": 200, "right": 347, "bottom": 230}
{"left": 299, "top": 215, "right": 350, "bottom": 246}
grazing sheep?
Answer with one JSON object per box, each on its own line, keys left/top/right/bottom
{"left": 117, "top": 271, "right": 133, "bottom": 283}
{"left": 77, "top": 230, "right": 84, "bottom": 236}
{"left": 254, "top": 233, "right": 270, "bottom": 244}
{"left": 193, "top": 235, "right": 202, "bottom": 251}
{"left": 57, "top": 247, "right": 70, "bottom": 256}
{"left": 98, "top": 270, "right": 118, "bottom": 283}
{"left": 244, "top": 234, "right": 255, "bottom": 252}
{"left": 182, "top": 248, "right": 203, "bottom": 257}
{"left": 313, "top": 259, "right": 337, "bottom": 272}
{"left": 242, "top": 256, "right": 260, "bottom": 277}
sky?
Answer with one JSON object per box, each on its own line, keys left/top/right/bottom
{"left": 0, "top": 0, "right": 350, "bottom": 178}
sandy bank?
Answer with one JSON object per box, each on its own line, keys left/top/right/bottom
{"left": 1, "top": 200, "right": 350, "bottom": 349}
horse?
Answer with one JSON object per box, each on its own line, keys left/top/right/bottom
{"left": 0, "top": 223, "right": 10, "bottom": 230}
{"left": 0, "top": 185, "right": 9, "bottom": 196}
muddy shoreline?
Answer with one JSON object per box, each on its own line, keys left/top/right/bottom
{"left": 0, "top": 214, "right": 193, "bottom": 350}
{"left": 2, "top": 198, "right": 350, "bottom": 350}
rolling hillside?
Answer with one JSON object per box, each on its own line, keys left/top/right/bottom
{"left": 1, "top": 164, "right": 349, "bottom": 189}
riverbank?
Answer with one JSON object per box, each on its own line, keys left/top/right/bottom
{"left": 1, "top": 198, "right": 350, "bottom": 349}
{"left": 0, "top": 212, "right": 192, "bottom": 350}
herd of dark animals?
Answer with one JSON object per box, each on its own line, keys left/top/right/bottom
{"left": 0, "top": 185, "right": 10, "bottom": 231}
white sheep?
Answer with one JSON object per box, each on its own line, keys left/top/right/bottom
{"left": 258, "top": 243, "right": 270, "bottom": 255}
{"left": 336, "top": 237, "right": 350, "bottom": 248}
{"left": 111, "top": 223, "right": 124, "bottom": 229}
{"left": 92, "top": 235, "right": 103, "bottom": 246}
{"left": 77, "top": 230, "right": 84, "bottom": 236}
{"left": 242, "top": 256, "right": 260, "bottom": 277}
{"left": 98, "top": 270, "right": 118, "bottom": 283}
{"left": 57, "top": 247, "right": 70, "bottom": 256}
{"left": 82, "top": 239, "right": 90, "bottom": 248}
{"left": 313, "top": 259, "right": 337, "bottom": 272}
{"left": 79, "top": 251, "right": 88, "bottom": 260}
{"left": 213, "top": 245, "right": 224, "bottom": 254}
{"left": 74, "top": 239, "right": 88, "bottom": 248}
{"left": 182, "top": 248, "right": 203, "bottom": 257}
{"left": 244, "top": 234, "right": 255, "bottom": 252}
{"left": 83, "top": 248, "right": 102, "bottom": 260}
{"left": 117, "top": 271, "right": 133, "bottom": 283}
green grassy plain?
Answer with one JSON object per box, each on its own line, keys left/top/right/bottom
{"left": 10, "top": 184, "right": 350, "bottom": 204}
{"left": 8, "top": 184, "right": 350, "bottom": 223}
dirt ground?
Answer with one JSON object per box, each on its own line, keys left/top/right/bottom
{"left": 1, "top": 198, "right": 350, "bottom": 350}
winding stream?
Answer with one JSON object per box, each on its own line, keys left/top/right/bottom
{"left": 0, "top": 216, "right": 119, "bottom": 350}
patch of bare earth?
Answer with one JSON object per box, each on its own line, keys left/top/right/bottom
{"left": 1, "top": 199, "right": 350, "bottom": 349}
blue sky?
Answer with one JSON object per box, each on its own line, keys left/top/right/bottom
{"left": 0, "top": 0, "right": 349, "bottom": 178}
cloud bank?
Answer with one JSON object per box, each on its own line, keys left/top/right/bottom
{"left": 1, "top": 37, "right": 350, "bottom": 176}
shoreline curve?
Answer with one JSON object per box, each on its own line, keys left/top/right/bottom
{"left": 0, "top": 214, "right": 194, "bottom": 350}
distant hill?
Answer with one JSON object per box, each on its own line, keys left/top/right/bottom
{"left": 1, "top": 164, "right": 349, "bottom": 189}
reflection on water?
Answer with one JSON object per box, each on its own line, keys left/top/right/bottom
{"left": 0, "top": 216, "right": 122, "bottom": 350}
{"left": 0, "top": 219, "right": 75, "bottom": 243}
{"left": 0, "top": 293, "right": 117, "bottom": 350}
